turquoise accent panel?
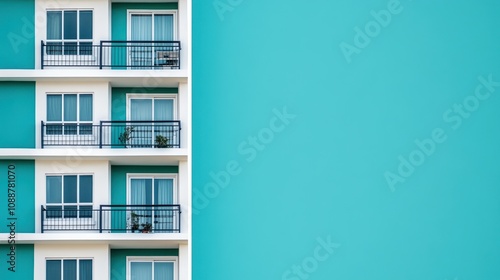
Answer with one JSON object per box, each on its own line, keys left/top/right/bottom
{"left": 0, "top": 0, "right": 35, "bottom": 69}
{"left": 110, "top": 249, "right": 178, "bottom": 280}
{"left": 111, "top": 88, "right": 178, "bottom": 121}
{"left": 111, "top": 165, "right": 179, "bottom": 205}
{"left": 0, "top": 160, "right": 35, "bottom": 233}
{"left": 0, "top": 245, "right": 34, "bottom": 278}
{"left": 0, "top": 82, "right": 35, "bottom": 148}
{"left": 193, "top": 1, "right": 500, "bottom": 280}
{"left": 111, "top": 3, "right": 179, "bottom": 69}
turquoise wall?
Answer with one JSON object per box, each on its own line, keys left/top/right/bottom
{"left": 0, "top": 160, "right": 35, "bottom": 233}
{"left": 111, "top": 165, "right": 179, "bottom": 205}
{"left": 0, "top": 82, "right": 35, "bottom": 148}
{"left": 193, "top": 0, "right": 500, "bottom": 279}
{"left": 0, "top": 245, "right": 34, "bottom": 278}
{"left": 0, "top": 0, "right": 35, "bottom": 69}
{"left": 110, "top": 249, "right": 178, "bottom": 280}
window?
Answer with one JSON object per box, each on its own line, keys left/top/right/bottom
{"left": 46, "top": 175, "right": 93, "bottom": 218}
{"left": 47, "top": 10, "right": 93, "bottom": 55}
{"left": 127, "top": 95, "right": 177, "bottom": 147}
{"left": 46, "top": 259, "right": 92, "bottom": 280}
{"left": 47, "top": 93, "right": 93, "bottom": 135}
{"left": 128, "top": 258, "right": 176, "bottom": 280}
{"left": 128, "top": 175, "right": 177, "bottom": 232}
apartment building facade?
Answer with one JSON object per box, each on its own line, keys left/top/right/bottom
{"left": 0, "top": 0, "right": 192, "bottom": 279}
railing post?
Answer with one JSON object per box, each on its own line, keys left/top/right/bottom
{"left": 99, "top": 41, "right": 103, "bottom": 69}
{"left": 41, "top": 205, "right": 44, "bottom": 233}
{"left": 99, "top": 121, "right": 103, "bottom": 149}
{"left": 99, "top": 205, "right": 103, "bottom": 233}
{"left": 41, "top": 121, "right": 44, "bottom": 149}
{"left": 41, "top": 41, "right": 44, "bottom": 69}
{"left": 178, "top": 206, "right": 181, "bottom": 233}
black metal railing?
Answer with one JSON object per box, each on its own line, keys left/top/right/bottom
{"left": 41, "top": 120, "right": 181, "bottom": 148}
{"left": 41, "top": 205, "right": 181, "bottom": 233}
{"left": 41, "top": 40, "right": 181, "bottom": 69}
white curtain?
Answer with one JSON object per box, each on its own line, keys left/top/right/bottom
{"left": 154, "top": 15, "right": 174, "bottom": 41}
{"left": 154, "top": 99, "right": 173, "bottom": 121}
{"left": 131, "top": 99, "right": 152, "bottom": 121}
{"left": 154, "top": 262, "right": 174, "bottom": 280}
{"left": 131, "top": 179, "right": 150, "bottom": 205}
{"left": 47, "top": 11, "right": 62, "bottom": 40}
{"left": 155, "top": 179, "right": 173, "bottom": 204}
{"left": 47, "top": 95, "right": 62, "bottom": 121}
{"left": 131, "top": 262, "right": 152, "bottom": 280}
{"left": 131, "top": 15, "right": 152, "bottom": 40}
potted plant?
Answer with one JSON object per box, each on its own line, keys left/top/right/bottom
{"left": 118, "top": 126, "right": 134, "bottom": 147}
{"left": 141, "top": 222, "right": 152, "bottom": 233}
{"left": 155, "top": 135, "right": 169, "bottom": 148}
{"left": 128, "top": 211, "right": 140, "bottom": 233}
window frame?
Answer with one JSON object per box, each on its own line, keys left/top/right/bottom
{"left": 126, "top": 10, "right": 178, "bottom": 41}
{"left": 46, "top": 93, "right": 94, "bottom": 136}
{"left": 45, "top": 174, "right": 94, "bottom": 219}
{"left": 45, "top": 258, "right": 93, "bottom": 280}
{"left": 126, "top": 173, "right": 178, "bottom": 206}
{"left": 46, "top": 9, "right": 94, "bottom": 56}
{"left": 126, "top": 256, "right": 178, "bottom": 280}
{"left": 126, "top": 94, "right": 178, "bottom": 121}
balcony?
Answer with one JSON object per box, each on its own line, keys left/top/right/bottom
{"left": 41, "top": 205, "right": 181, "bottom": 233}
{"left": 41, "top": 40, "right": 181, "bottom": 69}
{"left": 41, "top": 120, "right": 181, "bottom": 148}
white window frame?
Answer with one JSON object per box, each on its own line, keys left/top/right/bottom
{"left": 45, "top": 9, "right": 94, "bottom": 59}
{"left": 126, "top": 173, "right": 178, "bottom": 205}
{"left": 46, "top": 93, "right": 94, "bottom": 133}
{"left": 44, "top": 174, "right": 95, "bottom": 227}
{"left": 45, "top": 257, "right": 94, "bottom": 280}
{"left": 126, "top": 256, "right": 178, "bottom": 280}
{"left": 126, "top": 94, "right": 178, "bottom": 121}
{"left": 126, "top": 10, "right": 178, "bottom": 41}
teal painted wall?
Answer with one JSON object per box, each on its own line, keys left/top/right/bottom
{"left": 0, "top": 82, "right": 35, "bottom": 148}
{"left": 111, "top": 3, "right": 179, "bottom": 41}
{"left": 111, "top": 88, "right": 178, "bottom": 121}
{"left": 111, "top": 165, "right": 179, "bottom": 205}
{"left": 0, "top": 0, "right": 35, "bottom": 69}
{"left": 0, "top": 160, "right": 35, "bottom": 233}
{"left": 193, "top": 0, "right": 500, "bottom": 279}
{"left": 110, "top": 249, "right": 178, "bottom": 280}
{"left": 0, "top": 245, "right": 34, "bottom": 278}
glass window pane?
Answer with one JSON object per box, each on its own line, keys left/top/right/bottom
{"left": 79, "top": 206, "right": 93, "bottom": 218}
{"left": 46, "top": 206, "right": 62, "bottom": 218}
{"left": 64, "top": 205, "right": 78, "bottom": 218}
{"left": 63, "top": 175, "right": 77, "bottom": 203}
{"left": 46, "top": 42, "right": 63, "bottom": 55}
{"left": 64, "top": 11, "right": 77, "bottom": 40}
{"left": 46, "top": 260, "right": 62, "bottom": 280}
{"left": 46, "top": 176, "right": 62, "bottom": 203}
{"left": 64, "top": 94, "right": 77, "bottom": 121}
{"left": 79, "top": 94, "right": 93, "bottom": 121}
{"left": 79, "top": 175, "right": 93, "bottom": 203}
{"left": 130, "top": 99, "right": 152, "bottom": 121}
{"left": 79, "top": 42, "right": 93, "bottom": 55}
{"left": 47, "top": 95, "right": 62, "bottom": 121}
{"left": 79, "top": 260, "right": 93, "bottom": 280}
{"left": 131, "top": 262, "right": 152, "bottom": 280}
{"left": 47, "top": 11, "right": 62, "bottom": 40}
{"left": 154, "top": 262, "right": 174, "bottom": 280}
{"left": 79, "top": 11, "right": 93, "bottom": 39}
{"left": 63, "top": 260, "right": 77, "bottom": 280}
{"left": 64, "top": 42, "right": 78, "bottom": 55}
{"left": 154, "top": 99, "right": 173, "bottom": 121}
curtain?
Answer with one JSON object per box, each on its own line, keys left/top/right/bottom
{"left": 154, "top": 262, "right": 174, "bottom": 280}
{"left": 47, "top": 11, "right": 62, "bottom": 40}
{"left": 47, "top": 95, "right": 62, "bottom": 121}
{"left": 154, "top": 15, "right": 174, "bottom": 41}
{"left": 46, "top": 260, "right": 62, "bottom": 280}
{"left": 64, "top": 94, "right": 77, "bottom": 121}
{"left": 79, "top": 94, "right": 93, "bottom": 122}
{"left": 154, "top": 99, "right": 173, "bottom": 121}
{"left": 155, "top": 179, "right": 173, "bottom": 204}
{"left": 131, "top": 99, "right": 153, "bottom": 146}
{"left": 63, "top": 260, "right": 77, "bottom": 280}
{"left": 131, "top": 15, "right": 152, "bottom": 40}
{"left": 131, "top": 179, "right": 152, "bottom": 229}
{"left": 131, "top": 262, "right": 152, "bottom": 280}
{"left": 79, "top": 260, "right": 92, "bottom": 280}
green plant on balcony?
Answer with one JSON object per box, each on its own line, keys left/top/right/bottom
{"left": 127, "top": 211, "right": 140, "bottom": 233}
{"left": 155, "top": 135, "right": 169, "bottom": 148}
{"left": 118, "top": 126, "right": 134, "bottom": 147}
{"left": 141, "top": 222, "right": 152, "bottom": 233}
